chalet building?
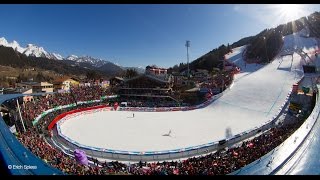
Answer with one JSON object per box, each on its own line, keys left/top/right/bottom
{"left": 16, "top": 81, "right": 36, "bottom": 90}
{"left": 111, "top": 66, "right": 180, "bottom": 106}
{"left": 53, "top": 76, "right": 80, "bottom": 92}
{"left": 16, "top": 81, "right": 53, "bottom": 93}
{"left": 118, "top": 74, "right": 173, "bottom": 97}
{"left": 30, "top": 82, "right": 54, "bottom": 93}
{"left": 145, "top": 65, "right": 168, "bottom": 76}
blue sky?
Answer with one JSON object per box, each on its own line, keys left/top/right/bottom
{"left": 0, "top": 4, "right": 319, "bottom": 68}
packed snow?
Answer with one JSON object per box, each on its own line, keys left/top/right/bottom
{"left": 59, "top": 29, "right": 318, "bottom": 152}
{"left": 225, "top": 45, "right": 264, "bottom": 82}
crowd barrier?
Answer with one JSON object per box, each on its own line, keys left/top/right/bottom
{"left": 52, "top": 79, "right": 298, "bottom": 162}
{"left": 32, "top": 90, "right": 224, "bottom": 129}
{"left": 117, "top": 89, "right": 223, "bottom": 112}
{"left": 47, "top": 105, "right": 112, "bottom": 131}
{"left": 32, "top": 95, "right": 118, "bottom": 126}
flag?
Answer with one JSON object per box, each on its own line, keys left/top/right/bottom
{"left": 9, "top": 125, "right": 17, "bottom": 134}
{"left": 233, "top": 151, "right": 238, "bottom": 157}
{"left": 74, "top": 149, "right": 88, "bottom": 166}
{"left": 247, "top": 142, "right": 254, "bottom": 148}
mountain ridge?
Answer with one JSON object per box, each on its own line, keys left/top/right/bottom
{"left": 0, "top": 37, "right": 143, "bottom": 75}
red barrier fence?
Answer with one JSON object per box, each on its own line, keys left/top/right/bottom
{"left": 48, "top": 105, "right": 108, "bottom": 131}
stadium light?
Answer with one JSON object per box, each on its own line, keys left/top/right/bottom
{"left": 185, "top": 40, "right": 190, "bottom": 78}
{"left": 263, "top": 37, "right": 269, "bottom": 63}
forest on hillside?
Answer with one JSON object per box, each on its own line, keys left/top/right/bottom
{"left": 168, "top": 11, "right": 320, "bottom": 73}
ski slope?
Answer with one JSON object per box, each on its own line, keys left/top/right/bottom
{"left": 60, "top": 29, "right": 318, "bottom": 152}
{"left": 225, "top": 45, "right": 264, "bottom": 82}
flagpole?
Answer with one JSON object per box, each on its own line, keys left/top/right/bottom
{"left": 16, "top": 99, "right": 26, "bottom": 132}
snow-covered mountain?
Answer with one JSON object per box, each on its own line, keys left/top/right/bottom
{"left": 0, "top": 37, "right": 64, "bottom": 60}
{"left": 65, "top": 55, "right": 110, "bottom": 68}
{"left": 0, "top": 37, "right": 121, "bottom": 68}
{"left": 51, "top": 53, "right": 64, "bottom": 60}
{"left": 66, "top": 55, "right": 78, "bottom": 61}
{"left": 0, "top": 37, "right": 26, "bottom": 53}
{"left": 23, "top": 44, "right": 50, "bottom": 58}
{"left": 10, "top": 40, "right": 26, "bottom": 53}
{"left": 0, "top": 36, "right": 143, "bottom": 74}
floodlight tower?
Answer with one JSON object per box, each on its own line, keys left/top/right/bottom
{"left": 263, "top": 37, "right": 269, "bottom": 63}
{"left": 185, "top": 40, "right": 190, "bottom": 77}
